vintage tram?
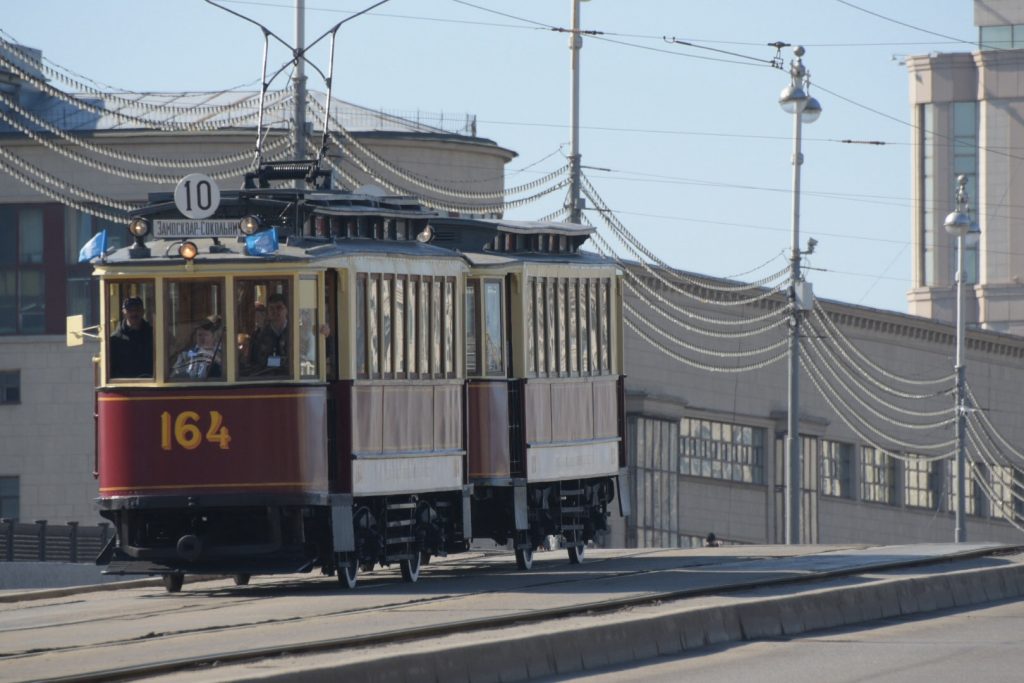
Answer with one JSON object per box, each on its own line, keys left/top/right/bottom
{"left": 88, "top": 163, "right": 627, "bottom": 591}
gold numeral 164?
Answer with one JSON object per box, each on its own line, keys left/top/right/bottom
{"left": 160, "top": 410, "right": 232, "bottom": 451}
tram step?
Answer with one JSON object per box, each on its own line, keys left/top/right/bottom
{"left": 561, "top": 524, "right": 584, "bottom": 531}
{"left": 560, "top": 506, "right": 586, "bottom": 514}
{"left": 386, "top": 502, "right": 417, "bottom": 511}
{"left": 386, "top": 536, "right": 416, "bottom": 545}
{"left": 560, "top": 488, "right": 584, "bottom": 496}
{"left": 386, "top": 519, "right": 414, "bottom": 528}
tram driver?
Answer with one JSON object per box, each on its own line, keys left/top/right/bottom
{"left": 109, "top": 297, "right": 154, "bottom": 378}
{"left": 170, "top": 319, "right": 223, "bottom": 379}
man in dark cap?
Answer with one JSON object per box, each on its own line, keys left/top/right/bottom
{"left": 109, "top": 296, "right": 154, "bottom": 378}
{"left": 247, "top": 292, "right": 289, "bottom": 376}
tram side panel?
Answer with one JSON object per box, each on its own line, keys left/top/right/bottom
{"left": 97, "top": 386, "right": 330, "bottom": 573}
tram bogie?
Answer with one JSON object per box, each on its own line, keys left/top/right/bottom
{"left": 86, "top": 166, "right": 627, "bottom": 592}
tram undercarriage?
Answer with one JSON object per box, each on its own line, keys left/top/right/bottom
{"left": 472, "top": 476, "right": 616, "bottom": 570}
{"left": 99, "top": 491, "right": 469, "bottom": 592}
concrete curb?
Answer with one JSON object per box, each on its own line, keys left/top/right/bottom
{"left": 237, "top": 559, "right": 1024, "bottom": 683}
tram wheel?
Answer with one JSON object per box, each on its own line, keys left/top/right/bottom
{"left": 400, "top": 552, "right": 421, "bottom": 583}
{"left": 420, "top": 551, "right": 431, "bottom": 566}
{"left": 567, "top": 543, "right": 585, "bottom": 565}
{"left": 336, "top": 555, "right": 358, "bottom": 589}
{"left": 162, "top": 573, "right": 184, "bottom": 593}
{"left": 515, "top": 547, "right": 534, "bottom": 571}
{"left": 233, "top": 574, "right": 250, "bottom": 586}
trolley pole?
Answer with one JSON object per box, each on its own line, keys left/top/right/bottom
{"left": 567, "top": 0, "right": 583, "bottom": 224}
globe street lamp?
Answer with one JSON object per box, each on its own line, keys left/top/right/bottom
{"left": 943, "top": 173, "right": 980, "bottom": 543}
{"left": 779, "top": 46, "right": 821, "bottom": 545}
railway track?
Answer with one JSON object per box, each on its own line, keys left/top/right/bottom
{"left": 2, "top": 544, "right": 1011, "bottom": 683}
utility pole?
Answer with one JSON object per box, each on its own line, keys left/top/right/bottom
{"left": 943, "top": 174, "right": 980, "bottom": 543}
{"left": 778, "top": 46, "right": 822, "bottom": 545}
{"left": 293, "top": 0, "right": 308, "bottom": 169}
{"left": 567, "top": 0, "right": 583, "bottom": 223}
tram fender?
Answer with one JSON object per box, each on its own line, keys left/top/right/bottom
{"left": 514, "top": 484, "right": 528, "bottom": 531}
{"left": 616, "top": 468, "right": 631, "bottom": 518}
{"left": 330, "top": 494, "right": 355, "bottom": 553}
{"left": 462, "top": 485, "right": 474, "bottom": 539}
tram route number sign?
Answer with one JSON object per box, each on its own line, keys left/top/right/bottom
{"left": 174, "top": 173, "right": 221, "bottom": 220}
{"left": 153, "top": 219, "right": 238, "bottom": 239}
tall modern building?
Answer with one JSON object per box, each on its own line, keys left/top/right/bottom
{"left": 908, "top": 0, "right": 1024, "bottom": 334}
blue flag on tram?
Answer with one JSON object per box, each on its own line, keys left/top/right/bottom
{"left": 245, "top": 227, "right": 279, "bottom": 256}
{"left": 78, "top": 229, "right": 107, "bottom": 263}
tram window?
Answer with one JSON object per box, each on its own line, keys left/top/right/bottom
{"left": 525, "top": 279, "right": 535, "bottom": 375}
{"left": 298, "top": 276, "right": 320, "bottom": 379}
{"left": 588, "top": 278, "right": 599, "bottom": 374}
{"left": 356, "top": 275, "right": 366, "bottom": 377}
{"left": 466, "top": 281, "right": 479, "bottom": 376}
{"left": 368, "top": 276, "right": 379, "bottom": 377}
{"left": 568, "top": 279, "right": 579, "bottom": 375}
{"left": 165, "top": 279, "right": 225, "bottom": 382}
{"left": 417, "top": 279, "right": 428, "bottom": 374}
{"left": 431, "top": 279, "right": 441, "bottom": 375}
{"left": 600, "top": 278, "right": 611, "bottom": 373}
{"left": 106, "top": 280, "right": 155, "bottom": 380}
{"left": 406, "top": 277, "right": 417, "bottom": 376}
{"left": 579, "top": 280, "right": 590, "bottom": 374}
{"left": 533, "top": 278, "right": 545, "bottom": 376}
{"left": 556, "top": 279, "right": 567, "bottom": 374}
{"left": 236, "top": 278, "right": 292, "bottom": 380}
{"left": 444, "top": 279, "right": 454, "bottom": 376}
{"left": 545, "top": 278, "right": 556, "bottom": 375}
{"left": 381, "top": 277, "right": 392, "bottom": 376}
{"left": 483, "top": 280, "right": 503, "bottom": 376}
{"left": 394, "top": 277, "right": 405, "bottom": 376}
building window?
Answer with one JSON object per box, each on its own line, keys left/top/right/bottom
{"left": 904, "top": 456, "right": 938, "bottom": 509}
{"left": 680, "top": 417, "right": 764, "bottom": 484}
{"left": 821, "top": 440, "right": 854, "bottom": 498}
{"left": 0, "top": 476, "right": 17, "bottom": 519}
{"left": 951, "top": 101, "right": 979, "bottom": 285}
{"left": 989, "top": 465, "right": 1017, "bottom": 520}
{"left": 0, "top": 370, "right": 20, "bottom": 404}
{"left": 861, "top": 446, "right": 896, "bottom": 504}
{"left": 977, "top": 24, "right": 1024, "bottom": 50}
{"left": 948, "top": 459, "right": 977, "bottom": 516}
{"left": 920, "top": 103, "right": 935, "bottom": 287}
{"left": 631, "top": 416, "right": 680, "bottom": 548}
{"left": 0, "top": 206, "right": 45, "bottom": 334}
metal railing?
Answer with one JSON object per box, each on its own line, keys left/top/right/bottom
{"left": 1, "top": 519, "right": 111, "bottom": 563}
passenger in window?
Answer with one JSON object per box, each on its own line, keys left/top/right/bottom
{"left": 109, "top": 297, "right": 154, "bottom": 378}
{"left": 248, "top": 293, "right": 289, "bottom": 375}
{"left": 236, "top": 302, "right": 266, "bottom": 360}
{"left": 171, "top": 319, "right": 223, "bottom": 380}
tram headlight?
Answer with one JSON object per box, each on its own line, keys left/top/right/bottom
{"left": 178, "top": 241, "right": 199, "bottom": 261}
{"left": 128, "top": 217, "right": 151, "bottom": 238}
{"left": 416, "top": 225, "right": 434, "bottom": 243}
{"left": 238, "top": 215, "right": 261, "bottom": 235}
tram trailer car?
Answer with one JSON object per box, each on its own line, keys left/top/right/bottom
{"left": 88, "top": 167, "right": 628, "bottom": 591}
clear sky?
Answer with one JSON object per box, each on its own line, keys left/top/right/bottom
{"left": 3, "top": 1, "right": 978, "bottom": 313}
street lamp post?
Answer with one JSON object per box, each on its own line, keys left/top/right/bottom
{"left": 567, "top": 0, "right": 584, "bottom": 224}
{"left": 943, "top": 174, "right": 980, "bottom": 543}
{"left": 778, "top": 46, "right": 821, "bottom": 545}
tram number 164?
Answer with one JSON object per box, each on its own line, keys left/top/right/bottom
{"left": 160, "top": 410, "right": 232, "bottom": 451}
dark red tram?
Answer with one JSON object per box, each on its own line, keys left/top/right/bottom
{"left": 90, "top": 166, "right": 628, "bottom": 591}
